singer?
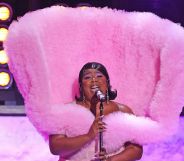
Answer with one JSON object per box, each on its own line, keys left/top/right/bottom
{"left": 49, "top": 62, "right": 143, "bottom": 161}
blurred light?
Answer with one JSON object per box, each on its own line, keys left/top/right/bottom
{"left": 0, "top": 49, "right": 8, "bottom": 64}
{"left": 0, "top": 26, "right": 8, "bottom": 42}
{"left": 0, "top": 3, "right": 13, "bottom": 21}
{"left": 56, "top": 3, "right": 68, "bottom": 7}
{"left": 0, "top": 69, "right": 13, "bottom": 89}
{"left": 77, "top": 3, "right": 91, "bottom": 9}
{"left": 0, "top": 6, "right": 10, "bottom": 21}
{"left": 54, "top": 3, "right": 68, "bottom": 10}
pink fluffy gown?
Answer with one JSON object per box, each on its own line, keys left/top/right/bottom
{"left": 4, "top": 6, "right": 184, "bottom": 160}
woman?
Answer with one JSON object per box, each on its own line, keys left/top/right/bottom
{"left": 49, "top": 62, "right": 143, "bottom": 161}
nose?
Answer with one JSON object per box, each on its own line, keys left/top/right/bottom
{"left": 92, "top": 77, "right": 97, "bottom": 82}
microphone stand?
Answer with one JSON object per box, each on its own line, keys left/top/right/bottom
{"left": 99, "top": 100, "right": 104, "bottom": 161}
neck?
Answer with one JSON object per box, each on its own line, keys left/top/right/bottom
{"left": 83, "top": 100, "right": 91, "bottom": 109}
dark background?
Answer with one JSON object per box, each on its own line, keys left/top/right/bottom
{"left": 2, "top": 0, "right": 184, "bottom": 26}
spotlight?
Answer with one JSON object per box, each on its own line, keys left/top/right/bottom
{"left": 0, "top": 25, "right": 8, "bottom": 42}
{"left": 0, "top": 69, "right": 13, "bottom": 89}
{"left": 76, "top": 3, "right": 91, "bottom": 9}
{"left": 0, "top": 3, "right": 13, "bottom": 22}
{"left": 55, "top": 3, "right": 68, "bottom": 8}
{"left": 0, "top": 49, "right": 8, "bottom": 65}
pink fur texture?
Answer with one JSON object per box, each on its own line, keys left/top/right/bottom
{"left": 4, "top": 6, "right": 184, "bottom": 154}
{"left": 31, "top": 103, "right": 174, "bottom": 155}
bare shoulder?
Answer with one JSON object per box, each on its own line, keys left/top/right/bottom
{"left": 49, "top": 134, "right": 66, "bottom": 140}
{"left": 116, "top": 102, "right": 134, "bottom": 114}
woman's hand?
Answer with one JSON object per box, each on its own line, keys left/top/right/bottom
{"left": 87, "top": 116, "right": 106, "bottom": 140}
{"left": 95, "top": 147, "right": 111, "bottom": 161}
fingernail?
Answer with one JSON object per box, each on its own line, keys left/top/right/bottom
{"left": 100, "top": 115, "right": 104, "bottom": 118}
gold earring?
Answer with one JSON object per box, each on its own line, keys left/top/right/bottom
{"left": 106, "top": 89, "right": 109, "bottom": 104}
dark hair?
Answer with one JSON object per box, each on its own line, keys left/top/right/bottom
{"left": 75, "top": 62, "right": 117, "bottom": 101}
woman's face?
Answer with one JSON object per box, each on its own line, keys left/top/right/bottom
{"left": 81, "top": 68, "right": 108, "bottom": 101}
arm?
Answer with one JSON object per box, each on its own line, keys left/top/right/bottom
{"left": 109, "top": 142, "right": 143, "bottom": 161}
{"left": 49, "top": 133, "right": 91, "bottom": 156}
{"left": 49, "top": 117, "right": 106, "bottom": 157}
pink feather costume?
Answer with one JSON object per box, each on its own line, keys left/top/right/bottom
{"left": 4, "top": 6, "right": 184, "bottom": 160}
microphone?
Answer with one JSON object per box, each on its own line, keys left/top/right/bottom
{"left": 95, "top": 90, "right": 105, "bottom": 157}
{"left": 95, "top": 90, "right": 106, "bottom": 102}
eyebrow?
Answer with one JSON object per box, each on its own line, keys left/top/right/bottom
{"left": 96, "top": 71, "right": 102, "bottom": 74}
{"left": 83, "top": 71, "right": 91, "bottom": 75}
{"left": 83, "top": 70, "right": 102, "bottom": 75}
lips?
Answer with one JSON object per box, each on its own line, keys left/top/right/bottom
{"left": 91, "top": 85, "right": 99, "bottom": 92}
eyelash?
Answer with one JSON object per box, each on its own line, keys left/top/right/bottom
{"left": 96, "top": 74, "right": 103, "bottom": 78}
{"left": 83, "top": 74, "right": 103, "bottom": 80}
{"left": 84, "top": 76, "right": 92, "bottom": 80}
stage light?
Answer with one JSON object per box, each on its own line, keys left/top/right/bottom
{"left": 55, "top": 3, "right": 68, "bottom": 8}
{"left": 0, "top": 3, "right": 13, "bottom": 21}
{"left": 0, "top": 26, "right": 8, "bottom": 42}
{"left": 0, "top": 49, "right": 8, "bottom": 65}
{"left": 0, "top": 69, "right": 13, "bottom": 89}
{"left": 76, "top": 3, "right": 91, "bottom": 9}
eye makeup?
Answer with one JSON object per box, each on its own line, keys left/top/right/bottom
{"left": 83, "top": 70, "right": 104, "bottom": 80}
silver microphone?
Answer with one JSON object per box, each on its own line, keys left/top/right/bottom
{"left": 95, "top": 90, "right": 106, "bottom": 102}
